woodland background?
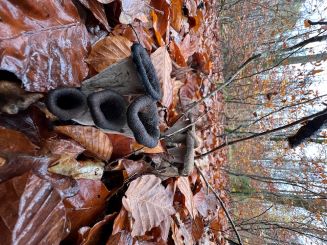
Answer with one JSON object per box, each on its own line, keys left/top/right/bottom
{"left": 0, "top": 0, "right": 326, "bottom": 245}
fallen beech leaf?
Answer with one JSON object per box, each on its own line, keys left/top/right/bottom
{"left": 177, "top": 176, "right": 198, "bottom": 218}
{"left": 194, "top": 189, "right": 217, "bottom": 217}
{"left": 0, "top": 81, "right": 43, "bottom": 114}
{"left": 79, "top": 0, "right": 111, "bottom": 32}
{"left": 185, "top": 0, "right": 197, "bottom": 16}
{"left": 64, "top": 179, "right": 110, "bottom": 237}
{"left": 188, "top": 10, "right": 203, "bottom": 32}
{"left": 87, "top": 36, "right": 133, "bottom": 72}
{"left": 0, "top": 172, "right": 68, "bottom": 245}
{"left": 113, "top": 24, "right": 154, "bottom": 51}
{"left": 171, "top": 214, "right": 194, "bottom": 245}
{"left": 106, "top": 231, "right": 133, "bottom": 245}
{"left": 180, "top": 34, "right": 198, "bottom": 60}
{"left": 0, "top": 0, "right": 89, "bottom": 92}
{"left": 122, "top": 175, "right": 175, "bottom": 236}
{"left": 44, "top": 138, "right": 85, "bottom": 158}
{"left": 170, "top": 0, "right": 183, "bottom": 31}
{"left": 112, "top": 207, "right": 130, "bottom": 235}
{"left": 170, "top": 41, "right": 187, "bottom": 67}
{"left": 77, "top": 213, "right": 116, "bottom": 245}
{"left": 119, "top": 0, "right": 151, "bottom": 24}
{"left": 151, "top": 47, "right": 173, "bottom": 107}
{"left": 150, "top": 0, "right": 170, "bottom": 44}
{"left": 0, "top": 107, "right": 52, "bottom": 145}
{"left": 121, "top": 159, "right": 151, "bottom": 177}
{"left": 0, "top": 127, "right": 38, "bottom": 155}
{"left": 49, "top": 157, "right": 104, "bottom": 180}
{"left": 55, "top": 126, "right": 113, "bottom": 161}
{"left": 131, "top": 141, "right": 166, "bottom": 154}
{"left": 192, "top": 215, "right": 204, "bottom": 242}
{"left": 151, "top": 10, "right": 165, "bottom": 46}
{"left": 107, "top": 134, "right": 135, "bottom": 159}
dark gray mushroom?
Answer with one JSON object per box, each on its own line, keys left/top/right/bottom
{"left": 131, "top": 43, "right": 162, "bottom": 101}
{"left": 127, "top": 95, "right": 160, "bottom": 148}
{"left": 46, "top": 87, "right": 87, "bottom": 120}
{"left": 87, "top": 89, "right": 127, "bottom": 131}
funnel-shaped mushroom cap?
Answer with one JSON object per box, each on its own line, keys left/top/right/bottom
{"left": 131, "top": 43, "right": 162, "bottom": 101}
{"left": 127, "top": 95, "right": 160, "bottom": 148}
{"left": 46, "top": 87, "right": 87, "bottom": 120}
{"left": 87, "top": 89, "right": 127, "bottom": 131}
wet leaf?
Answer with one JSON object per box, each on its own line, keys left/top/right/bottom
{"left": 151, "top": 47, "right": 173, "bottom": 107}
{"left": 55, "top": 126, "right": 113, "bottom": 161}
{"left": 87, "top": 35, "right": 133, "bottom": 72}
{"left": 0, "top": 81, "right": 43, "bottom": 114}
{"left": 79, "top": 0, "right": 111, "bottom": 32}
{"left": 0, "top": 172, "right": 68, "bottom": 245}
{"left": 0, "top": 127, "right": 38, "bottom": 155}
{"left": 177, "top": 176, "right": 198, "bottom": 218}
{"left": 0, "top": 0, "right": 89, "bottom": 92}
{"left": 121, "top": 159, "right": 151, "bottom": 177}
{"left": 44, "top": 138, "right": 85, "bottom": 158}
{"left": 122, "top": 175, "right": 175, "bottom": 236}
{"left": 49, "top": 157, "right": 105, "bottom": 180}
{"left": 119, "top": 0, "right": 151, "bottom": 24}
{"left": 131, "top": 141, "right": 166, "bottom": 154}
{"left": 170, "top": 0, "right": 183, "bottom": 31}
{"left": 64, "top": 179, "right": 110, "bottom": 236}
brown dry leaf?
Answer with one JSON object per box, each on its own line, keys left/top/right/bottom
{"left": 122, "top": 175, "right": 175, "bottom": 236}
{"left": 151, "top": 10, "right": 165, "bottom": 46}
{"left": 193, "top": 189, "right": 217, "bottom": 217}
{"left": 64, "top": 179, "right": 110, "bottom": 237}
{"left": 304, "top": 19, "right": 311, "bottom": 28}
{"left": 180, "top": 34, "right": 198, "bottom": 60}
{"left": 55, "top": 126, "right": 113, "bottom": 161}
{"left": 77, "top": 213, "right": 117, "bottom": 245}
{"left": 106, "top": 231, "right": 133, "bottom": 245}
{"left": 44, "top": 138, "right": 85, "bottom": 158}
{"left": 79, "top": 0, "right": 110, "bottom": 32}
{"left": 0, "top": 0, "right": 89, "bottom": 92}
{"left": 177, "top": 176, "right": 198, "bottom": 218}
{"left": 188, "top": 9, "right": 203, "bottom": 32}
{"left": 112, "top": 207, "right": 130, "bottom": 235}
{"left": 151, "top": 0, "right": 170, "bottom": 43}
{"left": 185, "top": 0, "right": 197, "bottom": 16}
{"left": 113, "top": 24, "right": 154, "bottom": 51}
{"left": 171, "top": 214, "right": 194, "bottom": 245}
{"left": 87, "top": 35, "right": 132, "bottom": 72}
{"left": 119, "top": 0, "right": 151, "bottom": 24}
{"left": 107, "top": 134, "right": 135, "bottom": 159}
{"left": 0, "top": 127, "right": 38, "bottom": 155}
{"left": 151, "top": 47, "right": 173, "bottom": 107}
{"left": 121, "top": 159, "right": 151, "bottom": 177}
{"left": 170, "top": 41, "right": 187, "bottom": 67}
{"left": 170, "top": 0, "right": 183, "bottom": 31}
{"left": 48, "top": 157, "right": 104, "bottom": 180}
{"left": 131, "top": 141, "right": 166, "bottom": 154}
{"left": 0, "top": 81, "right": 43, "bottom": 114}
{"left": 0, "top": 172, "right": 68, "bottom": 245}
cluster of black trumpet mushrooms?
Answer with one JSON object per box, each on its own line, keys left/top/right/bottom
{"left": 46, "top": 43, "right": 161, "bottom": 148}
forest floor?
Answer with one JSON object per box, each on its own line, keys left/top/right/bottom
{"left": 0, "top": 0, "right": 234, "bottom": 244}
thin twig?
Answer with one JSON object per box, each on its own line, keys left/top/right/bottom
{"left": 195, "top": 163, "right": 243, "bottom": 245}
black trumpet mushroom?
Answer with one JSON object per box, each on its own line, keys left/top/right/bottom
{"left": 131, "top": 43, "right": 162, "bottom": 101}
{"left": 127, "top": 95, "right": 160, "bottom": 148}
{"left": 87, "top": 89, "right": 127, "bottom": 131}
{"left": 46, "top": 87, "right": 87, "bottom": 120}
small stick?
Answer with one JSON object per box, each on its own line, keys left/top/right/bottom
{"left": 195, "top": 163, "right": 243, "bottom": 245}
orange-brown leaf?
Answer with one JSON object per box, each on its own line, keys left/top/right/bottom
{"left": 170, "top": 0, "right": 183, "bottom": 31}
{"left": 169, "top": 41, "right": 187, "bottom": 67}
{"left": 151, "top": 46, "right": 173, "bottom": 107}
{"left": 177, "top": 176, "right": 198, "bottom": 218}
{"left": 87, "top": 35, "right": 132, "bottom": 72}
{"left": 151, "top": 10, "right": 165, "bottom": 46}
{"left": 55, "top": 126, "right": 113, "bottom": 161}
{"left": 0, "top": 127, "right": 38, "bottom": 155}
